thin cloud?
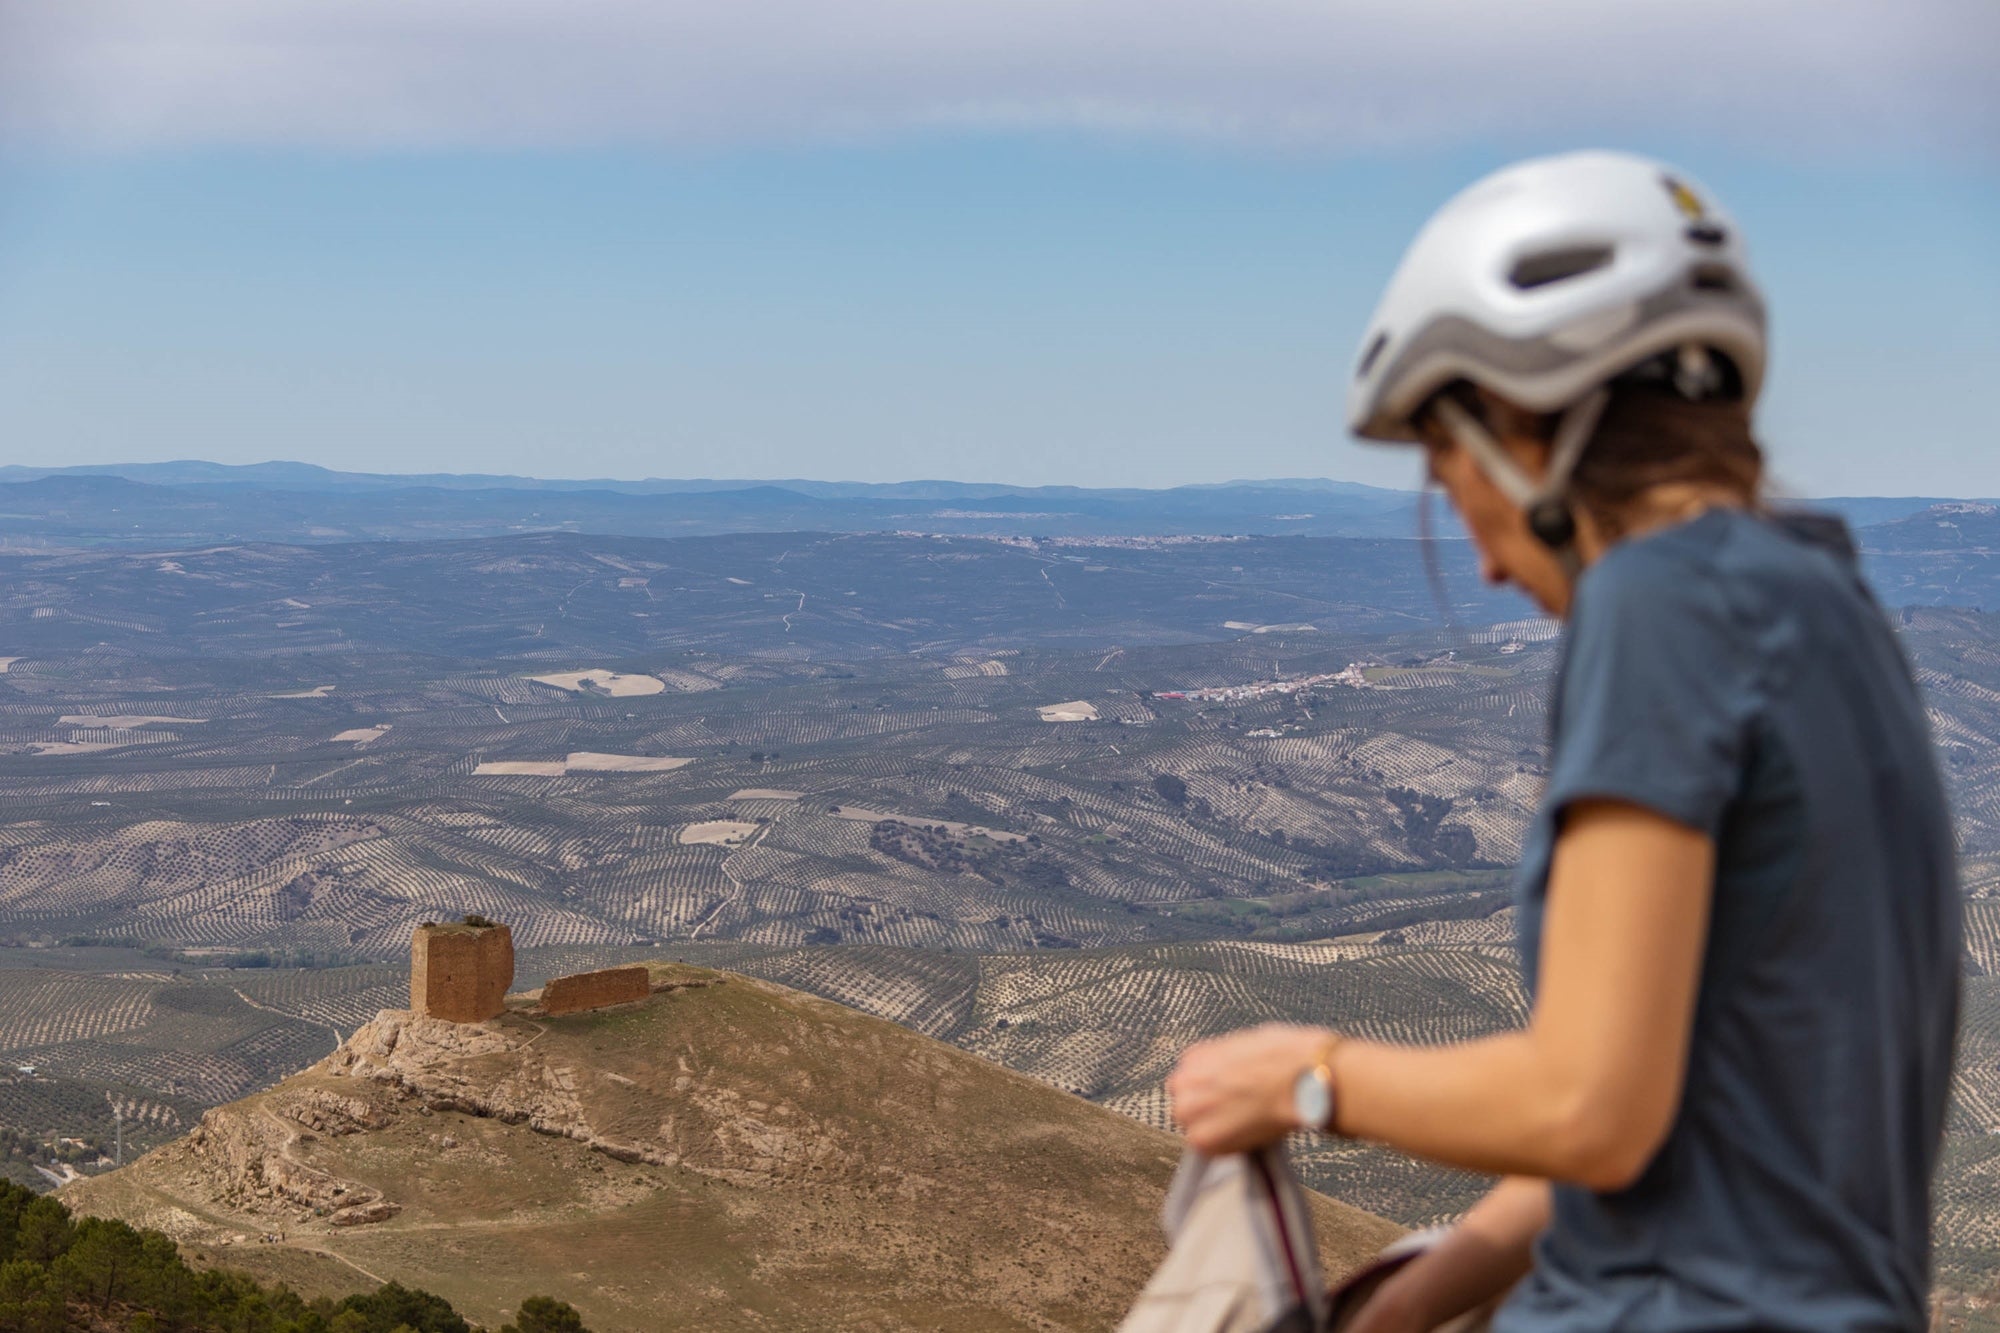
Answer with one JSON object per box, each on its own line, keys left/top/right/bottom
{"left": 0, "top": 0, "right": 1994, "bottom": 154}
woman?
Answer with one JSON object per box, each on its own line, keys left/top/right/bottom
{"left": 1167, "top": 151, "right": 1962, "bottom": 1331}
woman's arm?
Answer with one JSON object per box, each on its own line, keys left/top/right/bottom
{"left": 1340, "top": 1177, "right": 1549, "bottom": 1333}
{"left": 1168, "top": 799, "right": 1714, "bottom": 1190}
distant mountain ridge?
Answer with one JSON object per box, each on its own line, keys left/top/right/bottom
{"left": 0, "top": 459, "right": 1415, "bottom": 502}
{"left": 0, "top": 463, "right": 1427, "bottom": 545}
{"left": 0, "top": 459, "right": 1981, "bottom": 549}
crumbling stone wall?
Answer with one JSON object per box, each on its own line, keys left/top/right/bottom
{"left": 542, "top": 965, "right": 650, "bottom": 1016}
{"left": 411, "top": 921, "right": 514, "bottom": 1022}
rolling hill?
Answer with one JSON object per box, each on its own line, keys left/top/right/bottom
{"left": 60, "top": 962, "right": 1402, "bottom": 1332}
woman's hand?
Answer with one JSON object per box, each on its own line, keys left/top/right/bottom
{"left": 1167, "top": 1022, "right": 1331, "bottom": 1154}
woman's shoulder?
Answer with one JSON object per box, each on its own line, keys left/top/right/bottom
{"left": 1547, "top": 511, "right": 1779, "bottom": 836}
{"left": 1569, "top": 508, "right": 1879, "bottom": 717}
{"left": 1571, "top": 509, "right": 1741, "bottom": 630}
{"left": 1579, "top": 507, "right": 1859, "bottom": 626}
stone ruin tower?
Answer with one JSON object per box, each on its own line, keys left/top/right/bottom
{"left": 411, "top": 917, "right": 514, "bottom": 1022}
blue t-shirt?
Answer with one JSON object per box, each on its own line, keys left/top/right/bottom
{"left": 1495, "top": 508, "right": 1962, "bottom": 1333}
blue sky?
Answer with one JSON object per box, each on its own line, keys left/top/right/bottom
{"left": 0, "top": 1, "right": 1995, "bottom": 495}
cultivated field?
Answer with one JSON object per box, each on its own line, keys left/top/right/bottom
{"left": 0, "top": 528, "right": 1994, "bottom": 1290}
{"left": 527, "top": 669, "right": 667, "bottom": 697}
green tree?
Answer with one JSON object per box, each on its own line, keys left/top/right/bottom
{"left": 13, "top": 1196, "right": 72, "bottom": 1265}
{"left": 333, "top": 1280, "right": 472, "bottom": 1333}
{"left": 0, "top": 1184, "right": 496, "bottom": 1333}
{"left": 502, "top": 1294, "right": 592, "bottom": 1333}
{"left": 51, "top": 1215, "right": 143, "bottom": 1306}
{"left": 0, "top": 1258, "right": 63, "bottom": 1333}
{"left": 0, "top": 1181, "right": 32, "bottom": 1264}
{"left": 195, "top": 1265, "right": 315, "bottom": 1330}
{"left": 52, "top": 1216, "right": 193, "bottom": 1318}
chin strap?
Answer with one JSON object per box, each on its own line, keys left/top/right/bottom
{"left": 1430, "top": 388, "right": 1610, "bottom": 579}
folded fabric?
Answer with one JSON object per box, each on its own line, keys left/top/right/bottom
{"left": 1118, "top": 1146, "right": 1328, "bottom": 1333}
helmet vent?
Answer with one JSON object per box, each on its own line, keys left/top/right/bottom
{"left": 1690, "top": 263, "right": 1736, "bottom": 293}
{"left": 1357, "top": 331, "right": 1389, "bottom": 378}
{"left": 1508, "top": 245, "right": 1614, "bottom": 290}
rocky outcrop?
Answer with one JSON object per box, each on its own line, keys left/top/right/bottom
{"left": 320, "top": 1008, "right": 852, "bottom": 1183}
{"left": 104, "top": 989, "right": 863, "bottom": 1245}
{"left": 276, "top": 1088, "right": 390, "bottom": 1136}
{"left": 329, "top": 1010, "right": 599, "bottom": 1146}
{"left": 181, "top": 1094, "right": 398, "bottom": 1227}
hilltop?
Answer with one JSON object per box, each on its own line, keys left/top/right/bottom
{"left": 61, "top": 963, "right": 1401, "bottom": 1332}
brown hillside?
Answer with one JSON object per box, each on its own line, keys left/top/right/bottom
{"left": 62, "top": 964, "right": 1400, "bottom": 1332}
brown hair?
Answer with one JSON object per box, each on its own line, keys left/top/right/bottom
{"left": 1421, "top": 375, "right": 1765, "bottom": 539}
{"left": 1567, "top": 381, "right": 1763, "bottom": 537}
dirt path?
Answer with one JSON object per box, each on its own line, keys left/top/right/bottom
{"left": 299, "top": 758, "right": 369, "bottom": 787}
{"left": 286, "top": 1242, "right": 391, "bottom": 1287}
{"left": 555, "top": 577, "right": 593, "bottom": 621}
{"left": 689, "top": 822, "right": 771, "bottom": 939}
{"left": 1038, "top": 564, "right": 1068, "bottom": 610}
{"left": 117, "top": 1108, "right": 396, "bottom": 1290}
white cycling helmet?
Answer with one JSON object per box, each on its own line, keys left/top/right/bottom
{"left": 1347, "top": 151, "right": 1766, "bottom": 544}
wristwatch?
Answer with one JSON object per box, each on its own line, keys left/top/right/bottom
{"left": 1290, "top": 1034, "right": 1344, "bottom": 1134}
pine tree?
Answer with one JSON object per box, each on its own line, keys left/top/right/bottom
{"left": 501, "top": 1294, "right": 592, "bottom": 1333}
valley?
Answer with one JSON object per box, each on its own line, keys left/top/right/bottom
{"left": 0, "top": 502, "right": 1995, "bottom": 1307}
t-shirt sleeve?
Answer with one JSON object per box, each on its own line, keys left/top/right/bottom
{"left": 1544, "top": 549, "right": 1756, "bottom": 837}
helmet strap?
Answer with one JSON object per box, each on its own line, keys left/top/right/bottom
{"left": 1431, "top": 388, "right": 1610, "bottom": 580}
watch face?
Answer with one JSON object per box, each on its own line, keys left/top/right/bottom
{"left": 1293, "top": 1066, "right": 1330, "bottom": 1132}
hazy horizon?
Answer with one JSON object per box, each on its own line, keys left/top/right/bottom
{"left": 1, "top": 2, "right": 1994, "bottom": 494}
{"left": 4, "top": 456, "right": 1997, "bottom": 502}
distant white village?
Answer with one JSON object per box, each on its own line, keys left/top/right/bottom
{"left": 1155, "top": 662, "right": 1374, "bottom": 704}
{"left": 1153, "top": 620, "right": 1561, "bottom": 707}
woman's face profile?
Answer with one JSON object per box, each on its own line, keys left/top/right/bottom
{"left": 1420, "top": 426, "right": 1574, "bottom": 617}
